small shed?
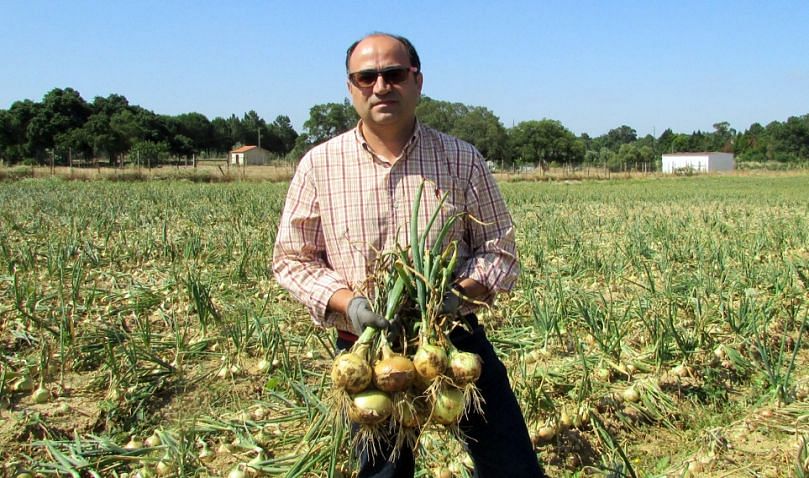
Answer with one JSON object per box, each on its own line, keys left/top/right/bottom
{"left": 229, "top": 145, "right": 269, "bottom": 166}
{"left": 661, "top": 152, "right": 735, "bottom": 173}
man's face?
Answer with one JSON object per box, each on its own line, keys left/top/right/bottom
{"left": 346, "top": 35, "right": 422, "bottom": 132}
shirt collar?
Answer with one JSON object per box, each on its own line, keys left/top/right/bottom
{"left": 353, "top": 120, "right": 423, "bottom": 163}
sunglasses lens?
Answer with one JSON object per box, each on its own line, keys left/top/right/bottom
{"left": 350, "top": 68, "right": 412, "bottom": 88}
{"left": 382, "top": 68, "right": 409, "bottom": 84}
{"left": 353, "top": 72, "right": 378, "bottom": 87}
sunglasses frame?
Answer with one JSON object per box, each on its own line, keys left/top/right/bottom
{"left": 348, "top": 66, "right": 418, "bottom": 88}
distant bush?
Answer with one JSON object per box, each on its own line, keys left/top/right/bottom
{"left": 0, "top": 165, "right": 34, "bottom": 181}
{"left": 737, "top": 161, "right": 808, "bottom": 171}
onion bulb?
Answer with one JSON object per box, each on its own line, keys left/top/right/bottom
{"left": 432, "top": 386, "right": 465, "bottom": 425}
{"left": 413, "top": 344, "right": 448, "bottom": 381}
{"left": 13, "top": 375, "right": 34, "bottom": 392}
{"left": 145, "top": 431, "right": 161, "bottom": 447}
{"left": 622, "top": 385, "right": 640, "bottom": 403}
{"left": 228, "top": 468, "right": 246, "bottom": 478}
{"left": 433, "top": 468, "right": 452, "bottom": 478}
{"left": 331, "top": 351, "right": 372, "bottom": 393}
{"left": 348, "top": 389, "right": 393, "bottom": 425}
{"left": 671, "top": 364, "right": 693, "bottom": 378}
{"left": 257, "top": 358, "right": 271, "bottom": 373}
{"left": 398, "top": 403, "right": 421, "bottom": 429}
{"left": 32, "top": 385, "right": 49, "bottom": 404}
{"left": 532, "top": 424, "right": 558, "bottom": 444}
{"left": 155, "top": 458, "right": 174, "bottom": 477}
{"left": 198, "top": 442, "right": 214, "bottom": 462}
{"left": 373, "top": 348, "right": 416, "bottom": 392}
{"left": 448, "top": 351, "right": 482, "bottom": 385}
{"left": 125, "top": 436, "right": 144, "bottom": 450}
{"left": 559, "top": 409, "right": 573, "bottom": 429}
{"left": 247, "top": 451, "right": 267, "bottom": 475}
{"left": 133, "top": 467, "right": 155, "bottom": 478}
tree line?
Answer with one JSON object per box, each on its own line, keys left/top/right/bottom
{"left": 2, "top": 87, "right": 807, "bottom": 170}
{"left": 0, "top": 88, "right": 298, "bottom": 167}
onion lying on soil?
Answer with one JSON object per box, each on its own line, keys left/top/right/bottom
{"left": 622, "top": 385, "right": 641, "bottom": 403}
{"left": 13, "top": 375, "right": 34, "bottom": 392}
{"left": 31, "top": 385, "right": 49, "bottom": 404}
{"left": 145, "top": 431, "right": 161, "bottom": 447}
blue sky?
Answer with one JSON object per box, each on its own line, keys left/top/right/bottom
{"left": 2, "top": 1, "right": 807, "bottom": 138}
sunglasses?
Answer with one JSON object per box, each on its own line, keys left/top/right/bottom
{"left": 348, "top": 66, "right": 418, "bottom": 88}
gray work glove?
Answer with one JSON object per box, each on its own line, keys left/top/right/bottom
{"left": 347, "top": 296, "right": 389, "bottom": 334}
{"left": 440, "top": 286, "right": 463, "bottom": 316}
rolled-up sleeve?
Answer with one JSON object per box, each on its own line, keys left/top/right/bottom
{"left": 457, "top": 156, "right": 519, "bottom": 305}
{"left": 272, "top": 156, "right": 349, "bottom": 325}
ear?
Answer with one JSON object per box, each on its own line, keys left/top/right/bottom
{"left": 346, "top": 79, "right": 352, "bottom": 94}
{"left": 415, "top": 71, "right": 423, "bottom": 93}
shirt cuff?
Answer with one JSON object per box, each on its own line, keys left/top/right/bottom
{"left": 306, "top": 275, "right": 351, "bottom": 327}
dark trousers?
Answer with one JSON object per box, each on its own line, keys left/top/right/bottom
{"left": 338, "top": 316, "right": 546, "bottom": 478}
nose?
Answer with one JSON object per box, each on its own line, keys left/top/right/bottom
{"left": 373, "top": 73, "right": 392, "bottom": 94}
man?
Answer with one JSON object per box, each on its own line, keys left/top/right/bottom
{"left": 273, "top": 32, "right": 545, "bottom": 478}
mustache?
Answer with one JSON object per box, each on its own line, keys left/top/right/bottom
{"left": 369, "top": 93, "right": 399, "bottom": 106}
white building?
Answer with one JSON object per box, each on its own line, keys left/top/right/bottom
{"left": 229, "top": 145, "right": 269, "bottom": 166}
{"left": 661, "top": 152, "right": 735, "bottom": 173}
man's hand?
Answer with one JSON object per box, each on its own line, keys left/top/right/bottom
{"left": 347, "top": 296, "right": 389, "bottom": 334}
{"left": 440, "top": 286, "right": 463, "bottom": 316}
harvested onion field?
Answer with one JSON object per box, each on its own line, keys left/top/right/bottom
{"left": 0, "top": 173, "right": 807, "bottom": 477}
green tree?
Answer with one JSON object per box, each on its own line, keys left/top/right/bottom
{"left": 585, "top": 147, "right": 616, "bottom": 169}
{"left": 508, "top": 119, "right": 584, "bottom": 167}
{"left": 268, "top": 115, "right": 298, "bottom": 155}
{"left": 600, "top": 125, "right": 637, "bottom": 151}
{"left": 0, "top": 101, "right": 38, "bottom": 163}
{"left": 657, "top": 128, "right": 676, "bottom": 154}
{"left": 774, "top": 115, "right": 809, "bottom": 162}
{"left": 303, "top": 99, "right": 358, "bottom": 145}
{"left": 130, "top": 140, "right": 169, "bottom": 168}
{"left": 711, "top": 121, "right": 735, "bottom": 152}
{"left": 172, "top": 112, "right": 213, "bottom": 153}
{"left": 734, "top": 123, "right": 758, "bottom": 162}
{"left": 81, "top": 111, "right": 125, "bottom": 163}
{"left": 450, "top": 106, "right": 509, "bottom": 165}
{"left": 210, "top": 116, "right": 240, "bottom": 153}
{"left": 615, "top": 143, "right": 655, "bottom": 171}
{"left": 670, "top": 133, "right": 693, "bottom": 153}
{"left": 416, "top": 96, "right": 465, "bottom": 133}
{"left": 241, "top": 110, "right": 267, "bottom": 148}
{"left": 417, "top": 97, "right": 509, "bottom": 164}
{"left": 24, "top": 88, "right": 91, "bottom": 163}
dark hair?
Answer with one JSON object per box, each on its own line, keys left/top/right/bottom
{"left": 345, "top": 33, "right": 421, "bottom": 73}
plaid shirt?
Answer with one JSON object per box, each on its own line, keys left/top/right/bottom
{"left": 272, "top": 121, "right": 519, "bottom": 335}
